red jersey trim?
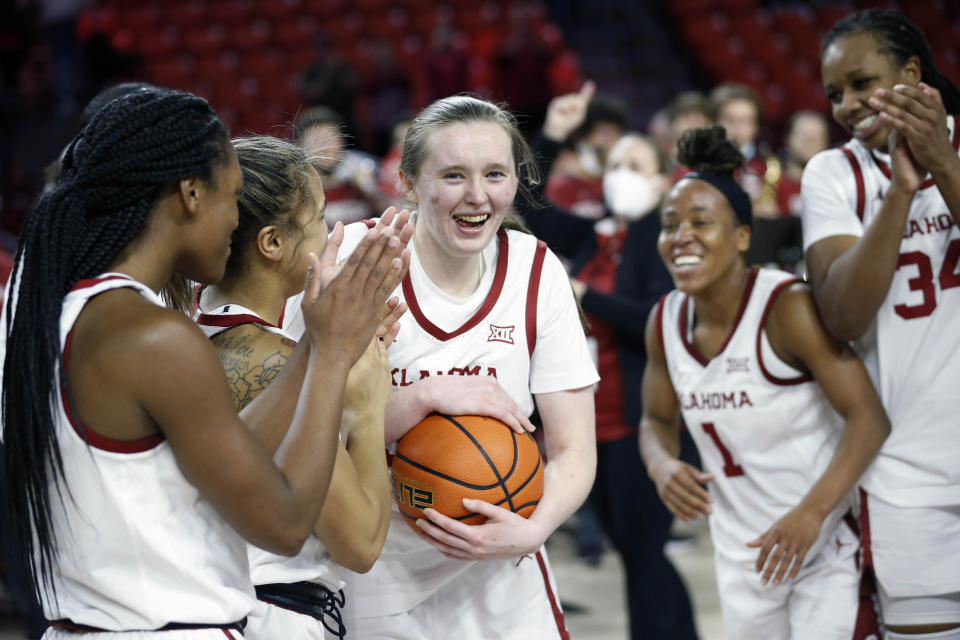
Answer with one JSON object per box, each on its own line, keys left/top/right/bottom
{"left": 525, "top": 240, "right": 547, "bottom": 357}
{"left": 61, "top": 276, "right": 165, "bottom": 453}
{"left": 655, "top": 294, "right": 668, "bottom": 354}
{"left": 534, "top": 550, "right": 570, "bottom": 640}
{"left": 840, "top": 147, "right": 865, "bottom": 222}
{"left": 60, "top": 329, "right": 165, "bottom": 454}
{"left": 195, "top": 311, "right": 277, "bottom": 329}
{"left": 402, "top": 228, "right": 509, "bottom": 342}
{"left": 755, "top": 278, "right": 814, "bottom": 386}
{"left": 858, "top": 488, "right": 874, "bottom": 570}
{"left": 679, "top": 268, "right": 759, "bottom": 367}
{"left": 868, "top": 115, "right": 960, "bottom": 190}
{"left": 193, "top": 284, "right": 204, "bottom": 315}
{"left": 852, "top": 487, "right": 883, "bottom": 639}
{"left": 70, "top": 274, "right": 134, "bottom": 292}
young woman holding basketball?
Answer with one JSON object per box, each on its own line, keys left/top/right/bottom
{"left": 195, "top": 135, "right": 411, "bottom": 639}
{"left": 282, "top": 86, "right": 600, "bottom": 639}
{"left": 1, "top": 87, "right": 407, "bottom": 638}
{"left": 802, "top": 9, "right": 960, "bottom": 638}
{"left": 640, "top": 125, "right": 890, "bottom": 639}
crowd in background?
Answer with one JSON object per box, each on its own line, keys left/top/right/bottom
{"left": 0, "top": 0, "right": 848, "bottom": 292}
{"left": 0, "top": 1, "right": 949, "bottom": 637}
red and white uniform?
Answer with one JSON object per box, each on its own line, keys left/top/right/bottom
{"left": 195, "top": 304, "right": 343, "bottom": 640}
{"left": 38, "top": 274, "right": 252, "bottom": 638}
{"left": 658, "top": 268, "right": 861, "bottom": 639}
{"left": 802, "top": 118, "right": 960, "bottom": 607}
{"left": 284, "top": 222, "right": 598, "bottom": 639}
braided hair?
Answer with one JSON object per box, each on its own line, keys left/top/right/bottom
{"left": 823, "top": 9, "right": 960, "bottom": 114}
{"left": 2, "top": 87, "right": 230, "bottom": 603}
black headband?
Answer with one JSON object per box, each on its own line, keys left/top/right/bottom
{"left": 687, "top": 172, "right": 753, "bottom": 227}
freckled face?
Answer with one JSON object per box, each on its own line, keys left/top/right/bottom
{"left": 657, "top": 178, "right": 750, "bottom": 295}
{"left": 821, "top": 32, "right": 918, "bottom": 151}
{"left": 407, "top": 121, "right": 519, "bottom": 260}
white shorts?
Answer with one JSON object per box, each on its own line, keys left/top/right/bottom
{"left": 345, "top": 550, "right": 569, "bottom": 640}
{"left": 245, "top": 599, "right": 340, "bottom": 640}
{"left": 862, "top": 491, "right": 960, "bottom": 601}
{"left": 43, "top": 628, "right": 242, "bottom": 639}
{"left": 715, "top": 521, "right": 865, "bottom": 640}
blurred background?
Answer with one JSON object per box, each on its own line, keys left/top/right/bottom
{"left": 1, "top": 0, "right": 958, "bottom": 275}
{"left": 0, "top": 0, "right": 958, "bottom": 637}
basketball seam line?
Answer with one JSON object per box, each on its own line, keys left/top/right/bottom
{"left": 445, "top": 415, "right": 518, "bottom": 512}
{"left": 393, "top": 453, "right": 506, "bottom": 491}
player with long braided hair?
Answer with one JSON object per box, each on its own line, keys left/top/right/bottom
{"left": 1, "top": 87, "right": 406, "bottom": 638}
{"left": 803, "top": 9, "right": 960, "bottom": 638}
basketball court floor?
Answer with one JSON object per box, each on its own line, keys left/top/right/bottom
{"left": 0, "top": 520, "right": 726, "bottom": 639}
{"left": 551, "top": 518, "right": 725, "bottom": 639}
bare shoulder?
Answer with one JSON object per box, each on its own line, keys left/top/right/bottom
{"left": 208, "top": 325, "right": 296, "bottom": 411}
{"left": 75, "top": 288, "right": 209, "bottom": 364}
{"left": 68, "top": 288, "right": 225, "bottom": 438}
{"left": 766, "top": 280, "right": 840, "bottom": 366}
{"left": 767, "top": 281, "right": 817, "bottom": 332}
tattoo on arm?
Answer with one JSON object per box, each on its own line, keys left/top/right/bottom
{"left": 211, "top": 332, "right": 295, "bottom": 410}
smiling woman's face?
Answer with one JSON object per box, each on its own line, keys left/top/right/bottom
{"left": 404, "top": 121, "right": 519, "bottom": 261}
{"left": 658, "top": 178, "right": 750, "bottom": 295}
{"left": 821, "top": 31, "right": 920, "bottom": 151}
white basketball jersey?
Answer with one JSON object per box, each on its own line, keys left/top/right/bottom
{"left": 802, "top": 117, "right": 960, "bottom": 507}
{"left": 194, "top": 303, "right": 344, "bottom": 592}
{"left": 282, "top": 221, "right": 598, "bottom": 616}
{"left": 44, "top": 274, "right": 253, "bottom": 629}
{"left": 659, "top": 268, "right": 849, "bottom": 566}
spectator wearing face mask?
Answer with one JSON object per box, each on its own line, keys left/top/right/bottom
{"left": 523, "top": 131, "right": 699, "bottom": 640}
{"left": 545, "top": 94, "right": 629, "bottom": 220}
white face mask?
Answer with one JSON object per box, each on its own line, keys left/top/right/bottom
{"left": 576, "top": 141, "right": 603, "bottom": 178}
{"left": 602, "top": 168, "right": 661, "bottom": 220}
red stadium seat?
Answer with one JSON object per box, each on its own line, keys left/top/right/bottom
{"left": 226, "top": 19, "right": 274, "bottom": 52}
{"left": 762, "top": 83, "right": 789, "bottom": 124}
{"left": 274, "top": 15, "right": 320, "bottom": 50}
{"left": 121, "top": 5, "right": 161, "bottom": 35}
{"left": 256, "top": 0, "right": 304, "bottom": 22}
{"left": 816, "top": 6, "right": 853, "bottom": 31}
{"left": 180, "top": 23, "right": 227, "bottom": 57}
{"left": 148, "top": 54, "right": 196, "bottom": 92}
{"left": 207, "top": 0, "right": 254, "bottom": 25}
{"left": 669, "top": 0, "right": 717, "bottom": 17}
{"left": 135, "top": 25, "right": 180, "bottom": 59}
{"left": 285, "top": 48, "right": 316, "bottom": 75}
{"left": 902, "top": 1, "right": 946, "bottom": 33}
{"left": 159, "top": 0, "right": 208, "bottom": 31}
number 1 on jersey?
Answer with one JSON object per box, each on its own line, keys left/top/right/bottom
{"left": 701, "top": 422, "right": 745, "bottom": 477}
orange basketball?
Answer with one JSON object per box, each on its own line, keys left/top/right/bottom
{"left": 392, "top": 413, "right": 544, "bottom": 532}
